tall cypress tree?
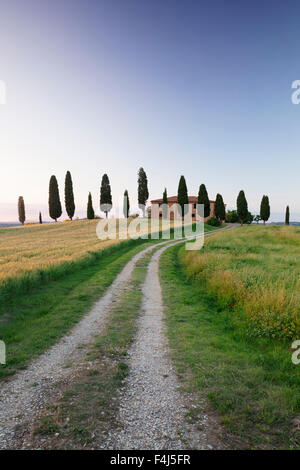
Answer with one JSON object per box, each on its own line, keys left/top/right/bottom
{"left": 285, "top": 205, "right": 290, "bottom": 226}
{"left": 100, "top": 174, "right": 112, "bottom": 218}
{"left": 138, "top": 167, "right": 149, "bottom": 217}
{"left": 198, "top": 184, "right": 210, "bottom": 218}
{"left": 214, "top": 193, "right": 226, "bottom": 221}
{"left": 162, "top": 188, "right": 168, "bottom": 218}
{"left": 177, "top": 175, "right": 188, "bottom": 218}
{"left": 237, "top": 190, "right": 248, "bottom": 225}
{"left": 123, "top": 190, "right": 130, "bottom": 218}
{"left": 39, "top": 212, "right": 42, "bottom": 224}
{"left": 49, "top": 175, "right": 62, "bottom": 222}
{"left": 64, "top": 171, "right": 75, "bottom": 220}
{"left": 260, "top": 195, "right": 270, "bottom": 225}
{"left": 18, "top": 196, "right": 25, "bottom": 225}
{"left": 87, "top": 192, "right": 95, "bottom": 219}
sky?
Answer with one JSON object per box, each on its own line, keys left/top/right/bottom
{"left": 0, "top": 0, "right": 300, "bottom": 222}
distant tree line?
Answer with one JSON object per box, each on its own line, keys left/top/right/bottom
{"left": 17, "top": 167, "right": 150, "bottom": 224}
{"left": 16, "top": 168, "right": 291, "bottom": 227}
{"left": 176, "top": 176, "right": 226, "bottom": 224}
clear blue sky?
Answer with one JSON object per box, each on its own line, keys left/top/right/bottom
{"left": 0, "top": 0, "right": 299, "bottom": 221}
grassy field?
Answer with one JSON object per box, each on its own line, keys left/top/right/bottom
{"left": 160, "top": 226, "right": 300, "bottom": 449}
{"left": 0, "top": 239, "right": 153, "bottom": 380}
{"left": 183, "top": 225, "right": 300, "bottom": 338}
{"left": 0, "top": 219, "right": 214, "bottom": 302}
{"left": 0, "top": 220, "right": 118, "bottom": 283}
{"left": 0, "top": 220, "right": 215, "bottom": 380}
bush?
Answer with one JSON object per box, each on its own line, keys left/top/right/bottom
{"left": 226, "top": 209, "right": 254, "bottom": 224}
{"left": 207, "top": 217, "right": 221, "bottom": 227}
{"left": 225, "top": 210, "right": 239, "bottom": 223}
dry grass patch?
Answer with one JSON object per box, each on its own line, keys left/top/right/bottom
{"left": 0, "top": 220, "right": 117, "bottom": 282}
{"left": 182, "top": 225, "right": 300, "bottom": 338}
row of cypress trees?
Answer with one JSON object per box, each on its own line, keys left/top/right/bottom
{"left": 237, "top": 191, "right": 289, "bottom": 225}
{"left": 88, "top": 168, "right": 149, "bottom": 220}
{"left": 48, "top": 172, "right": 75, "bottom": 222}
{"left": 18, "top": 167, "right": 149, "bottom": 224}
{"left": 17, "top": 170, "right": 290, "bottom": 225}
{"left": 167, "top": 177, "right": 291, "bottom": 226}
{"left": 48, "top": 171, "right": 113, "bottom": 221}
{"left": 17, "top": 196, "right": 43, "bottom": 225}
{"left": 236, "top": 190, "right": 271, "bottom": 225}
{"left": 175, "top": 176, "right": 226, "bottom": 221}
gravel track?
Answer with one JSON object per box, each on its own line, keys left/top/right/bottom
{"left": 0, "top": 227, "right": 233, "bottom": 449}
{"left": 106, "top": 230, "right": 232, "bottom": 450}
{"left": 0, "top": 241, "right": 173, "bottom": 449}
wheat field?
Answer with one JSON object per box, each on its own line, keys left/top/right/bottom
{"left": 0, "top": 218, "right": 182, "bottom": 284}
{"left": 0, "top": 220, "right": 120, "bottom": 283}
{"left": 183, "top": 225, "right": 300, "bottom": 338}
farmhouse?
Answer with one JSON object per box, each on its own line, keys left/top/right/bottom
{"left": 150, "top": 196, "right": 216, "bottom": 221}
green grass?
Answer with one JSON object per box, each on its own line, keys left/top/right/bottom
{"left": 183, "top": 225, "right": 300, "bottom": 339}
{"left": 160, "top": 242, "right": 300, "bottom": 449}
{"left": 32, "top": 250, "right": 153, "bottom": 448}
{"left": 0, "top": 237, "right": 146, "bottom": 303}
{"left": 0, "top": 238, "right": 156, "bottom": 380}
{"left": 0, "top": 222, "right": 213, "bottom": 302}
{"left": 0, "top": 222, "right": 217, "bottom": 382}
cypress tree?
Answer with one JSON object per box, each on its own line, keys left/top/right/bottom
{"left": 18, "top": 196, "right": 25, "bottom": 225}
{"left": 64, "top": 171, "right": 75, "bottom": 220}
{"left": 214, "top": 193, "right": 226, "bottom": 221}
{"left": 123, "top": 190, "right": 130, "bottom": 218}
{"left": 162, "top": 188, "right": 168, "bottom": 218}
{"left": 100, "top": 174, "right": 112, "bottom": 218}
{"left": 198, "top": 184, "right": 210, "bottom": 218}
{"left": 87, "top": 192, "right": 95, "bottom": 219}
{"left": 285, "top": 205, "right": 290, "bottom": 226}
{"left": 177, "top": 175, "right": 188, "bottom": 218}
{"left": 260, "top": 195, "right": 270, "bottom": 225}
{"left": 138, "top": 167, "right": 149, "bottom": 217}
{"left": 237, "top": 190, "right": 248, "bottom": 225}
{"left": 39, "top": 212, "right": 42, "bottom": 224}
{"left": 48, "top": 175, "right": 62, "bottom": 222}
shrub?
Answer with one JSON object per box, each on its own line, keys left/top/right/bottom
{"left": 245, "top": 211, "right": 254, "bottom": 224}
{"left": 225, "top": 210, "right": 239, "bottom": 223}
{"left": 207, "top": 217, "right": 221, "bottom": 227}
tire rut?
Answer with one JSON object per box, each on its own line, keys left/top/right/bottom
{"left": 105, "top": 230, "right": 232, "bottom": 450}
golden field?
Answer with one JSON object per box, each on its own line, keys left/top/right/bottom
{"left": 182, "top": 225, "right": 300, "bottom": 338}
{"left": 0, "top": 220, "right": 119, "bottom": 283}
{"left": 0, "top": 218, "right": 182, "bottom": 284}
